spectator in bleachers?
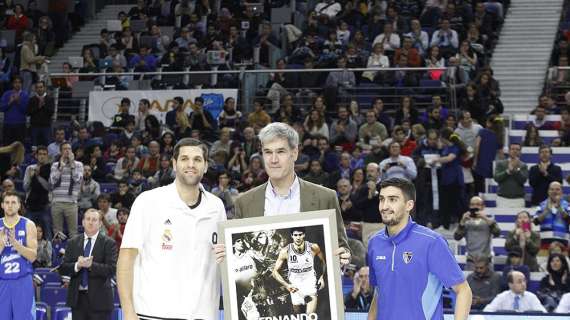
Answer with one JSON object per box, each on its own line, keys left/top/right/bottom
{"left": 23, "top": 145, "right": 52, "bottom": 240}
{"left": 304, "top": 109, "right": 330, "bottom": 139}
{"left": 361, "top": 43, "right": 390, "bottom": 84}
{"left": 78, "top": 47, "right": 99, "bottom": 74}
{"left": 406, "top": 19, "right": 429, "bottom": 56}
{"left": 533, "top": 181, "right": 570, "bottom": 246}
{"left": 358, "top": 109, "right": 388, "bottom": 147}
{"left": 433, "top": 128, "right": 467, "bottom": 229}
{"left": 85, "top": 145, "right": 106, "bottom": 182}
{"left": 531, "top": 105, "right": 555, "bottom": 130}
{"left": 394, "top": 96, "right": 419, "bottom": 125}
{"left": 505, "top": 211, "right": 541, "bottom": 272}
{"left": 371, "top": 98, "right": 393, "bottom": 131}
{"left": 247, "top": 99, "right": 271, "bottom": 132}
{"left": 148, "top": 24, "right": 170, "bottom": 54}
{"left": 353, "top": 162, "right": 381, "bottom": 248}
{"left": 330, "top": 151, "right": 353, "bottom": 182}
{"left": 110, "top": 179, "right": 135, "bottom": 210}
{"left": 372, "top": 23, "right": 400, "bottom": 55}
{"left": 523, "top": 124, "right": 543, "bottom": 147}
{"left": 493, "top": 142, "right": 528, "bottom": 208}
{"left": 459, "top": 83, "right": 484, "bottom": 124}
{"left": 473, "top": 2, "right": 498, "bottom": 42}
{"left": 455, "top": 40, "right": 477, "bottom": 82}
{"left": 104, "top": 44, "right": 127, "bottom": 69}
{"left": 302, "top": 159, "right": 328, "bottom": 187}
{"left": 467, "top": 254, "right": 502, "bottom": 310}
{"left": 211, "top": 170, "right": 238, "bottom": 218}
{"left": 0, "top": 75, "right": 29, "bottom": 145}
{"left": 484, "top": 271, "right": 547, "bottom": 313}
{"left": 148, "top": 153, "right": 175, "bottom": 187}
{"left": 5, "top": 4, "right": 29, "bottom": 42}
{"left": 114, "top": 146, "right": 139, "bottom": 182}
{"left": 218, "top": 97, "right": 242, "bottom": 129}
{"left": 34, "top": 223, "right": 52, "bottom": 268}
{"left": 137, "top": 140, "right": 161, "bottom": 177}
{"left": 0, "top": 46, "right": 11, "bottom": 93}
{"left": 330, "top": 105, "right": 358, "bottom": 146}
{"left": 430, "top": 18, "right": 459, "bottom": 59}
{"left": 422, "top": 106, "right": 444, "bottom": 131}
{"left": 47, "top": 127, "right": 66, "bottom": 160}
{"left": 165, "top": 96, "right": 185, "bottom": 132}
{"left": 97, "top": 193, "right": 117, "bottom": 232}
{"left": 143, "top": 115, "right": 162, "bottom": 143}
{"left": 412, "top": 129, "right": 442, "bottom": 226}
{"left": 336, "top": 177, "right": 357, "bottom": 222}
{"left": 395, "top": 36, "right": 421, "bottom": 67}
{"left": 344, "top": 265, "right": 373, "bottom": 311}
{"left": 394, "top": 54, "right": 420, "bottom": 87}
{"left": 135, "top": 98, "right": 152, "bottom": 132}
{"left": 49, "top": 141, "right": 83, "bottom": 237}
{"left": 454, "top": 196, "right": 501, "bottom": 270}
{"left": 98, "top": 28, "right": 115, "bottom": 58}
{"left": 529, "top": 145, "right": 563, "bottom": 206}
{"left": 118, "top": 27, "right": 138, "bottom": 53}
{"left": 277, "top": 95, "right": 302, "bottom": 125}
{"left": 455, "top": 110, "right": 482, "bottom": 154}
{"left": 476, "top": 70, "right": 502, "bottom": 115}
{"left": 254, "top": 22, "right": 280, "bottom": 67}
{"left": 27, "top": 80, "right": 54, "bottom": 147}
{"left": 35, "top": 15, "right": 55, "bottom": 57}
{"left": 129, "top": 45, "right": 157, "bottom": 72}
{"left": 189, "top": 96, "right": 217, "bottom": 141}
{"left": 537, "top": 253, "right": 570, "bottom": 311}
{"left": 473, "top": 114, "right": 504, "bottom": 195}
{"left": 325, "top": 56, "right": 356, "bottom": 104}
{"left": 78, "top": 165, "right": 100, "bottom": 213}
{"left": 61, "top": 62, "right": 78, "bottom": 89}
{"left": 379, "top": 141, "right": 417, "bottom": 181}
{"left": 111, "top": 97, "right": 135, "bottom": 130}
{"left": 210, "top": 127, "right": 232, "bottom": 156}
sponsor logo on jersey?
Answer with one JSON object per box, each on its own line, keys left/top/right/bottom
{"left": 161, "top": 229, "right": 173, "bottom": 250}
{"left": 1, "top": 253, "right": 20, "bottom": 264}
{"left": 403, "top": 251, "right": 413, "bottom": 264}
{"left": 18, "top": 230, "right": 25, "bottom": 237}
{"left": 376, "top": 256, "right": 386, "bottom": 260}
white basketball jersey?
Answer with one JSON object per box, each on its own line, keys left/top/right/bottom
{"left": 232, "top": 251, "right": 257, "bottom": 284}
{"left": 287, "top": 241, "right": 315, "bottom": 281}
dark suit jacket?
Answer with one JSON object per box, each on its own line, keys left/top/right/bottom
{"left": 234, "top": 178, "right": 350, "bottom": 252}
{"left": 529, "top": 163, "right": 563, "bottom": 206}
{"left": 59, "top": 232, "right": 117, "bottom": 312}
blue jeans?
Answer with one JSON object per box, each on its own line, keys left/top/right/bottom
{"left": 26, "top": 206, "right": 53, "bottom": 241}
{"left": 30, "top": 126, "right": 52, "bottom": 147}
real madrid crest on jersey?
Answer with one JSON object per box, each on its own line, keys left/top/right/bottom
{"left": 161, "top": 229, "right": 173, "bottom": 250}
{"left": 403, "top": 251, "right": 413, "bottom": 264}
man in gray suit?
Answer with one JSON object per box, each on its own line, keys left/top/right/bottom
{"left": 214, "top": 122, "right": 351, "bottom": 265}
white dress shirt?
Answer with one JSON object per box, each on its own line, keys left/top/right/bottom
{"left": 264, "top": 177, "right": 301, "bottom": 216}
{"left": 483, "top": 290, "right": 547, "bottom": 313}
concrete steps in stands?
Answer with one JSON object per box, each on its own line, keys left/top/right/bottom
{"left": 49, "top": 4, "right": 132, "bottom": 74}
{"left": 490, "top": 0, "right": 563, "bottom": 114}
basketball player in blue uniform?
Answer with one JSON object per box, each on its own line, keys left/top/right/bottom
{"left": 273, "top": 227, "right": 326, "bottom": 315}
{"left": 0, "top": 191, "right": 38, "bottom": 320}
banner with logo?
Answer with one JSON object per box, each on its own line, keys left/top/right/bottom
{"left": 88, "top": 89, "right": 238, "bottom": 127}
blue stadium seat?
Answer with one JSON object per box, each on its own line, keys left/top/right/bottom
{"left": 35, "top": 268, "right": 61, "bottom": 285}
{"left": 40, "top": 286, "right": 68, "bottom": 311}
{"left": 53, "top": 306, "right": 72, "bottom": 320}
{"left": 36, "top": 302, "right": 48, "bottom": 320}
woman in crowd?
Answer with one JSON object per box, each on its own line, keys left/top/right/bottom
{"left": 34, "top": 224, "right": 52, "bottom": 268}
{"left": 537, "top": 253, "right": 570, "bottom": 311}
{"left": 304, "top": 109, "right": 329, "bottom": 139}
{"left": 504, "top": 210, "right": 541, "bottom": 272}
{"left": 523, "top": 124, "right": 543, "bottom": 147}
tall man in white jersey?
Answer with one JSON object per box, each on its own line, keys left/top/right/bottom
{"left": 273, "top": 227, "right": 326, "bottom": 315}
{"left": 117, "top": 138, "right": 226, "bottom": 320}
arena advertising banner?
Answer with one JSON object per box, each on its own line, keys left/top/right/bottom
{"left": 88, "top": 89, "right": 238, "bottom": 127}
{"left": 219, "top": 210, "right": 344, "bottom": 320}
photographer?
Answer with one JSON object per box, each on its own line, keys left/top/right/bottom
{"left": 454, "top": 196, "right": 501, "bottom": 270}
{"left": 378, "top": 141, "right": 417, "bottom": 181}
{"left": 505, "top": 211, "right": 541, "bottom": 271}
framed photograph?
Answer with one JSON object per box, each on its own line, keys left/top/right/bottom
{"left": 219, "top": 210, "right": 344, "bottom": 320}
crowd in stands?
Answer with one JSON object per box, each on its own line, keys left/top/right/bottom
{"left": 2, "top": 0, "right": 570, "bottom": 315}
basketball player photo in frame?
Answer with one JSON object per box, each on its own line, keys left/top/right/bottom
{"left": 218, "top": 210, "right": 344, "bottom": 320}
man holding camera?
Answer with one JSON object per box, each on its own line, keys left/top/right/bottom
{"left": 454, "top": 196, "right": 501, "bottom": 270}
{"left": 49, "top": 141, "right": 84, "bottom": 237}
{"left": 378, "top": 141, "right": 417, "bottom": 181}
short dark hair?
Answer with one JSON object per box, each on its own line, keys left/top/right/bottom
{"left": 290, "top": 227, "right": 306, "bottom": 235}
{"left": 97, "top": 193, "right": 111, "bottom": 203}
{"left": 117, "top": 207, "right": 130, "bottom": 218}
{"left": 509, "top": 142, "right": 522, "bottom": 149}
{"left": 194, "top": 97, "right": 204, "bottom": 104}
{"left": 173, "top": 138, "right": 209, "bottom": 161}
{"left": 36, "top": 145, "right": 48, "bottom": 153}
{"left": 380, "top": 177, "right": 416, "bottom": 202}
{"left": 121, "top": 97, "right": 131, "bottom": 106}
{"left": 539, "top": 144, "right": 552, "bottom": 154}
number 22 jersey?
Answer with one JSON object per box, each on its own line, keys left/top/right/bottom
{"left": 0, "top": 217, "right": 33, "bottom": 280}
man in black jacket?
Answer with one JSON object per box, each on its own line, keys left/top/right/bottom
{"left": 352, "top": 162, "right": 383, "bottom": 249}
{"left": 23, "top": 145, "right": 52, "bottom": 240}
{"left": 59, "top": 208, "right": 117, "bottom": 320}
{"left": 529, "top": 145, "right": 563, "bottom": 206}
{"left": 26, "top": 81, "right": 54, "bottom": 147}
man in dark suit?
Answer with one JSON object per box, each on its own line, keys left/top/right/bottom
{"left": 529, "top": 145, "right": 562, "bottom": 206}
{"left": 59, "top": 208, "right": 117, "bottom": 320}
